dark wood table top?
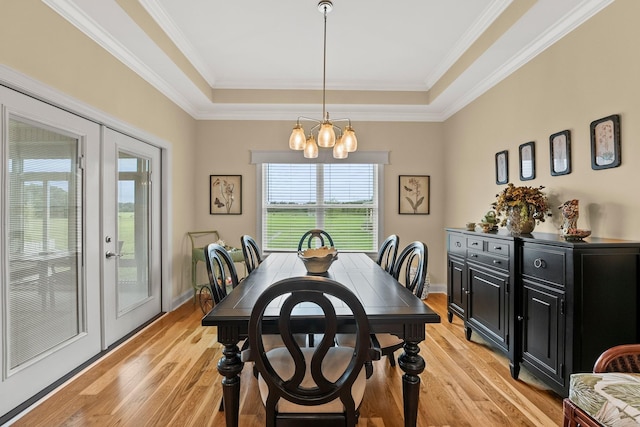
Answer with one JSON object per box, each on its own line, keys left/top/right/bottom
{"left": 202, "top": 252, "right": 440, "bottom": 337}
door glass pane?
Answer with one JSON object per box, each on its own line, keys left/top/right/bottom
{"left": 117, "top": 152, "right": 150, "bottom": 313}
{"left": 7, "top": 118, "right": 82, "bottom": 371}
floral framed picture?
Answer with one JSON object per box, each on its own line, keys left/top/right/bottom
{"left": 495, "top": 150, "right": 508, "bottom": 185}
{"left": 550, "top": 130, "right": 571, "bottom": 176}
{"left": 519, "top": 141, "right": 535, "bottom": 181}
{"left": 210, "top": 175, "right": 242, "bottom": 214}
{"left": 590, "top": 114, "right": 621, "bottom": 170}
{"left": 399, "top": 175, "right": 430, "bottom": 214}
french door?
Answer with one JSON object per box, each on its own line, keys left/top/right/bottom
{"left": 0, "top": 87, "right": 164, "bottom": 419}
{"left": 0, "top": 85, "right": 102, "bottom": 416}
{"left": 101, "top": 128, "right": 162, "bottom": 347}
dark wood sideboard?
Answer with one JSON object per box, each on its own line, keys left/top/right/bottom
{"left": 446, "top": 228, "right": 640, "bottom": 397}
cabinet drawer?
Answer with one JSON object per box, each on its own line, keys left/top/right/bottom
{"left": 448, "top": 233, "right": 466, "bottom": 255}
{"left": 467, "top": 250, "right": 510, "bottom": 272}
{"left": 466, "top": 238, "right": 483, "bottom": 251}
{"left": 522, "top": 246, "right": 566, "bottom": 285}
{"left": 487, "top": 240, "right": 510, "bottom": 257}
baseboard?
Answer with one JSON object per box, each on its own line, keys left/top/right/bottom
{"left": 172, "top": 288, "right": 194, "bottom": 311}
{"left": 428, "top": 283, "right": 446, "bottom": 294}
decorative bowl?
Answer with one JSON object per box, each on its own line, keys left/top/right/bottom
{"left": 298, "top": 246, "right": 338, "bottom": 274}
{"left": 562, "top": 229, "right": 591, "bottom": 241}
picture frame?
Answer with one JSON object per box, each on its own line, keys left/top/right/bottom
{"left": 210, "top": 175, "right": 242, "bottom": 214}
{"left": 399, "top": 175, "right": 430, "bottom": 215}
{"left": 495, "top": 150, "right": 508, "bottom": 185}
{"left": 590, "top": 114, "right": 621, "bottom": 170}
{"left": 519, "top": 141, "right": 535, "bottom": 181}
{"left": 549, "top": 130, "right": 571, "bottom": 176}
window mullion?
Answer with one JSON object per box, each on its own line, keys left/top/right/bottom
{"left": 317, "top": 164, "right": 324, "bottom": 230}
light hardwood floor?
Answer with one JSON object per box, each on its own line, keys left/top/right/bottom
{"left": 9, "top": 293, "right": 563, "bottom": 426}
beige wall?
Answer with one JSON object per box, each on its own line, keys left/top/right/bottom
{"left": 0, "top": 0, "right": 197, "bottom": 300}
{"left": 4, "top": 0, "right": 638, "bottom": 300}
{"left": 444, "top": 0, "right": 640, "bottom": 248}
{"left": 194, "top": 120, "right": 448, "bottom": 285}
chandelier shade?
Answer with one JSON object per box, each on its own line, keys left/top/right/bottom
{"left": 289, "top": 123, "right": 306, "bottom": 150}
{"left": 288, "top": 0, "right": 358, "bottom": 159}
{"left": 303, "top": 135, "right": 319, "bottom": 159}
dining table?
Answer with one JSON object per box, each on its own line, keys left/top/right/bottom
{"left": 201, "top": 251, "right": 441, "bottom": 427}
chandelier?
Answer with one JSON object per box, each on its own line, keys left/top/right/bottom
{"left": 288, "top": 0, "right": 358, "bottom": 159}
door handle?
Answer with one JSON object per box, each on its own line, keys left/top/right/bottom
{"left": 105, "top": 251, "right": 122, "bottom": 259}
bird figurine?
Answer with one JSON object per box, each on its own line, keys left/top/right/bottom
{"left": 559, "top": 199, "right": 579, "bottom": 236}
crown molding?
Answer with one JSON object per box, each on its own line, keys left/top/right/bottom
{"left": 138, "top": 0, "right": 217, "bottom": 86}
{"left": 193, "top": 103, "right": 446, "bottom": 122}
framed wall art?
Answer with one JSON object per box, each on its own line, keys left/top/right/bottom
{"left": 590, "top": 114, "right": 621, "bottom": 170}
{"left": 495, "top": 150, "right": 508, "bottom": 185}
{"left": 519, "top": 141, "right": 535, "bottom": 181}
{"left": 399, "top": 175, "right": 430, "bottom": 214}
{"left": 210, "top": 175, "right": 242, "bottom": 214}
{"left": 550, "top": 130, "right": 571, "bottom": 176}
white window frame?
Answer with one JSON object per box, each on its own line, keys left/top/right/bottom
{"left": 252, "top": 150, "right": 388, "bottom": 254}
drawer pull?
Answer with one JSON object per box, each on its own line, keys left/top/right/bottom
{"left": 471, "top": 242, "right": 479, "bottom": 246}
{"left": 533, "top": 258, "right": 546, "bottom": 269}
{"left": 470, "top": 254, "right": 478, "bottom": 258}
{"left": 456, "top": 242, "right": 462, "bottom": 247}
{"left": 493, "top": 246, "right": 502, "bottom": 250}
{"left": 493, "top": 260, "right": 501, "bottom": 264}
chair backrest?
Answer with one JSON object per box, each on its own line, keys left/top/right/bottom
{"left": 392, "top": 241, "right": 428, "bottom": 297}
{"left": 297, "top": 229, "right": 335, "bottom": 251}
{"left": 376, "top": 234, "right": 399, "bottom": 274}
{"left": 241, "top": 235, "right": 262, "bottom": 274}
{"left": 204, "top": 243, "right": 240, "bottom": 304}
{"left": 248, "top": 276, "right": 369, "bottom": 425}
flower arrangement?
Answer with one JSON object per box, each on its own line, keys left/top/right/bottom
{"left": 491, "top": 183, "right": 550, "bottom": 227}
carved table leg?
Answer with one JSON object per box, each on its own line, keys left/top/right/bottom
{"left": 217, "top": 342, "right": 243, "bottom": 427}
{"left": 398, "top": 340, "right": 426, "bottom": 427}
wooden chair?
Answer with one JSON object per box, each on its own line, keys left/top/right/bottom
{"left": 377, "top": 241, "right": 428, "bottom": 366}
{"left": 336, "top": 241, "right": 428, "bottom": 369}
{"left": 297, "top": 229, "right": 334, "bottom": 251}
{"left": 563, "top": 343, "right": 640, "bottom": 427}
{"left": 248, "top": 276, "right": 373, "bottom": 427}
{"left": 240, "top": 234, "right": 262, "bottom": 274}
{"left": 376, "top": 234, "right": 399, "bottom": 274}
{"left": 201, "top": 243, "right": 241, "bottom": 313}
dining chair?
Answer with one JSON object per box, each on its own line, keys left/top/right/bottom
{"left": 336, "top": 241, "right": 428, "bottom": 368}
{"left": 379, "top": 241, "right": 428, "bottom": 366}
{"left": 240, "top": 234, "right": 262, "bottom": 274}
{"left": 248, "top": 276, "right": 373, "bottom": 427}
{"left": 297, "top": 229, "right": 335, "bottom": 251}
{"left": 205, "top": 244, "right": 306, "bottom": 412}
{"left": 201, "top": 243, "right": 241, "bottom": 313}
{"left": 376, "top": 234, "right": 399, "bottom": 274}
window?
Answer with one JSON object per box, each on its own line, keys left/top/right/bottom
{"left": 7, "top": 117, "right": 83, "bottom": 369}
{"left": 262, "top": 163, "right": 379, "bottom": 252}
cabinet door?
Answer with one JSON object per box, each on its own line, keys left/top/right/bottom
{"left": 467, "top": 264, "right": 509, "bottom": 351}
{"left": 447, "top": 255, "right": 466, "bottom": 322}
{"left": 521, "top": 282, "right": 565, "bottom": 387}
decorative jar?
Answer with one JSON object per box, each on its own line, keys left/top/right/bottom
{"left": 506, "top": 204, "right": 536, "bottom": 235}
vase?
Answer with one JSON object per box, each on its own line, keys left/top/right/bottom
{"left": 506, "top": 204, "right": 536, "bottom": 235}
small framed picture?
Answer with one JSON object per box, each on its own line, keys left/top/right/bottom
{"left": 591, "top": 114, "right": 621, "bottom": 170}
{"left": 519, "top": 142, "right": 535, "bottom": 181}
{"left": 550, "top": 130, "right": 571, "bottom": 176}
{"left": 210, "top": 175, "right": 242, "bottom": 214}
{"left": 399, "top": 175, "right": 430, "bottom": 214}
{"left": 495, "top": 150, "right": 508, "bottom": 185}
